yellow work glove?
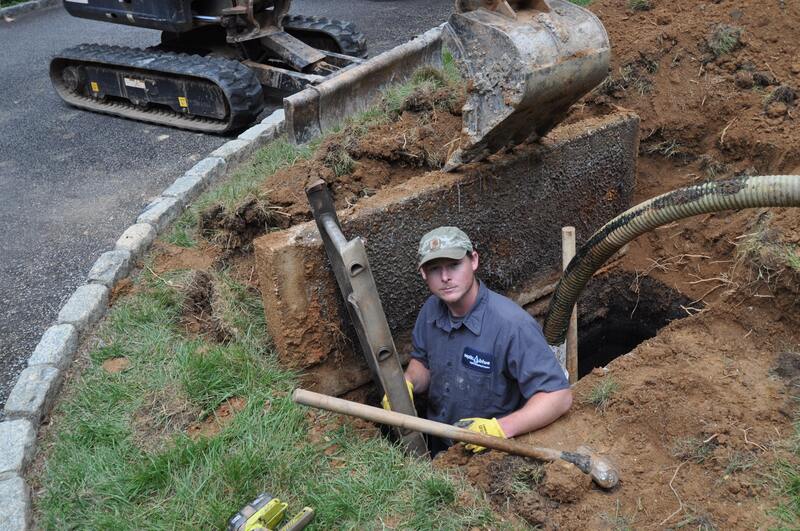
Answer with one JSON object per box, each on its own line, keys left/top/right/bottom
{"left": 454, "top": 417, "right": 507, "bottom": 453}
{"left": 381, "top": 380, "right": 414, "bottom": 411}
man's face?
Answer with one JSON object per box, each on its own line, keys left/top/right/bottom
{"left": 420, "top": 252, "right": 479, "bottom": 306}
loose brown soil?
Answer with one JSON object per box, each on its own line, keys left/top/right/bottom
{"left": 187, "top": 396, "right": 247, "bottom": 440}
{"left": 101, "top": 357, "right": 130, "bottom": 374}
{"left": 429, "top": 1, "right": 800, "bottom": 528}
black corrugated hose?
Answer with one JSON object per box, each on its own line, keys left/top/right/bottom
{"left": 543, "top": 175, "right": 800, "bottom": 345}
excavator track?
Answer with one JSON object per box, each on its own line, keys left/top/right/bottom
{"left": 282, "top": 15, "right": 368, "bottom": 58}
{"left": 50, "top": 44, "right": 264, "bottom": 133}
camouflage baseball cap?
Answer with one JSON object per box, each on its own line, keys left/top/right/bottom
{"left": 417, "top": 226, "right": 474, "bottom": 268}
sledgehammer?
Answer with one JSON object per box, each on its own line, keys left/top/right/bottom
{"left": 292, "top": 388, "right": 619, "bottom": 489}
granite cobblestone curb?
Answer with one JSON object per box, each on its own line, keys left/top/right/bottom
{"left": 0, "top": 0, "right": 59, "bottom": 20}
{"left": 0, "top": 110, "right": 286, "bottom": 529}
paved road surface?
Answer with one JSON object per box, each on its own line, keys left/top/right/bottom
{"left": 0, "top": 2, "right": 452, "bottom": 410}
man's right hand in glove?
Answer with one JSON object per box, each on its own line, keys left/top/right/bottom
{"left": 381, "top": 380, "right": 414, "bottom": 411}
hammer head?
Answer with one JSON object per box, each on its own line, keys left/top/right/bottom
{"left": 577, "top": 445, "right": 620, "bottom": 489}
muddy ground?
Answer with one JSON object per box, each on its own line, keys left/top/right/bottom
{"left": 149, "top": 0, "right": 800, "bottom": 527}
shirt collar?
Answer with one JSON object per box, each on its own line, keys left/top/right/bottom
{"left": 429, "top": 281, "right": 488, "bottom": 335}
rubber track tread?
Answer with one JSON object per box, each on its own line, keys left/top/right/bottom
{"left": 52, "top": 44, "right": 263, "bottom": 132}
{"left": 282, "top": 15, "right": 368, "bottom": 58}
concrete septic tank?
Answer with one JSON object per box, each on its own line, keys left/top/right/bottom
{"left": 254, "top": 110, "right": 640, "bottom": 396}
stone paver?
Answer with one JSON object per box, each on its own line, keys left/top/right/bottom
{"left": 210, "top": 139, "right": 255, "bottom": 167}
{"left": 184, "top": 156, "right": 226, "bottom": 183}
{"left": 0, "top": 420, "right": 35, "bottom": 475}
{"left": 27, "top": 324, "right": 77, "bottom": 370}
{"left": 0, "top": 475, "right": 30, "bottom": 531}
{"left": 87, "top": 250, "right": 132, "bottom": 288}
{"left": 115, "top": 223, "right": 156, "bottom": 259}
{"left": 3, "top": 365, "right": 61, "bottom": 425}
{"left": 136, "top": 196, "right": 181, "bottom": 233}
{"left": 161, "top": 174, "right": 207, "bottom": 206}
{"left": 56, "top": 283, "right": 109, "bottom": 332}
{"left": 238, "top": 122, "right": 281, "bottom": 150}
{"left": 261, "top": 109, "right": 285, "bottom": 127}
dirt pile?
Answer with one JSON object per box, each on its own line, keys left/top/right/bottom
{"left": 432, "top": 1, "right": 800, "bottom": 527}
{"left": 200, "top": 80, "right": 464, "bottom": 250}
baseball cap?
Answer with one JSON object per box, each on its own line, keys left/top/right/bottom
{"left": 417, "top": 226, "right": 474, "bottom": 268}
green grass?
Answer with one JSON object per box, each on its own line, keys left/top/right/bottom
{"left": 584, "top": 377, "right": 619, "bottom": 412}
{"left": 627, "top": 0, "right": 652, "bottom": 11}
{"left": 0, "top": 0, "right": 29, "bottom": 8}
{"left": 670, "top": 436, "right": 716, "bottom": 464}
{"left": 35, "top": 261, "right": 497, "bottom": 529}
{"left": 707, "top": 25, "right": 743, "bottom": 58}
{"left": 166, "top": 138, "right": 314, "bottom": 248}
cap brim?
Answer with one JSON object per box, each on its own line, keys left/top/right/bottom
{"left": 418, "top": 248, "right": 468, "bottom": 269}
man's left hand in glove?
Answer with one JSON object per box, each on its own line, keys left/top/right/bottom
{"left": 454, "top": 417, "right": 507, "bottom": 453}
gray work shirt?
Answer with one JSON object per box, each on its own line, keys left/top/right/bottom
{"left": 410, "top": 282, "right": 569, "bottom": 426}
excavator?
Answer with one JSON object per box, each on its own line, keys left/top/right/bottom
{"left": 50, "top": 0, "right": 609, "bottom": 168}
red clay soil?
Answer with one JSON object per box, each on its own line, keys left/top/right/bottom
{"left": 431, "top": 0, "right": 800, "bottom": 528}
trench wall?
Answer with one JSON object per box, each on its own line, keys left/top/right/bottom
{"left": 254, "top": 110, "right": 640, "bottom": 395}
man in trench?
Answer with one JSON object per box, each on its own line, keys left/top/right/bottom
{"left": 384, "top": 226, "right": 573, "bottom": 455}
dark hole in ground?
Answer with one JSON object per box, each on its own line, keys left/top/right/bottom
{"left": 577, "top": 272, "right": 697, "bottom": 378}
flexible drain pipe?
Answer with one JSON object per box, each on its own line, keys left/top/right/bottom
{"left": 543, "top": 175, "right": 800, "bottom": 345}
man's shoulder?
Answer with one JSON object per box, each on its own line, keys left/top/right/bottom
{"left": 484, "top": 287, "right": 534, "bottom": 325}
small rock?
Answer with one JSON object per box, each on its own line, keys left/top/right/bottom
{"left": 791, "top": 64, "right": 800, "bottom": 75}
{"left": 734, "top": 71, "right": 754, "bottom": 89}
{"left": 656, "top": 14, "right": 672, "bottom": 25}
{"left": 766, "top": 101, "right": 788, "bottom": 118}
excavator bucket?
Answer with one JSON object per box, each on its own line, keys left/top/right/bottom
{"left": 442, "top": 0, "right": 610, "bottom": 170}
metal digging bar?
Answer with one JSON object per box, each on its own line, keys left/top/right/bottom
{"left": 306, "top": 179, "right": 429, "bottom": 457}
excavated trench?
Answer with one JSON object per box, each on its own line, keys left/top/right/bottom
{"left": 576, "top": 271, "right": 697, "bottom": 378}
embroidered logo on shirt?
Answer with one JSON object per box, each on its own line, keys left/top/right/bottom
{"left": 462, "top": 347, "right": 492, "bottom": 374}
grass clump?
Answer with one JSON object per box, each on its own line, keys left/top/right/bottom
{"left": 723, "top": 450, "right": 758, "bottom": 475}
{"left": 600, "top": 499, "right": 637, "bottom": 530}
{"left": 322, "top": 146, "right": 356, "bottom": 177}
{"left": 166, "top": 138, "right": 313, "bottom": 249}
{"left": 509, "top": 461, "right": 545, "bottom": 494}
{"left": 36, "top": 260, "right": 496, "bottom": 530}
{"left": 772, "top": 457, "right": 800, "bottom": 526}
{"left": 596, "top": 56, "right": 658, "bottom": 97}
{"left": 670, "top": 436, "right": 717, "bottom": 463}
{"left": 733, "top": 217, "right": 800, "bottom": 295}
{"left": 584, "top": 377, "right": 619, "bottom": 411}
{"left": 628, "top": 0, "right": 652, "bottom": 11}
{"left": 707, "top": 24, "right": 743, "bottom": 58}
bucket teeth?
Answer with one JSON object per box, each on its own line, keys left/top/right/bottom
{"left": 443, "top": 0, "right": 610, "bottom": 170}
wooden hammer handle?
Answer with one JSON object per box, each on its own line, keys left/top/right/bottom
{"left": 293, "top": 388, "right": 562, "bottom": 461}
